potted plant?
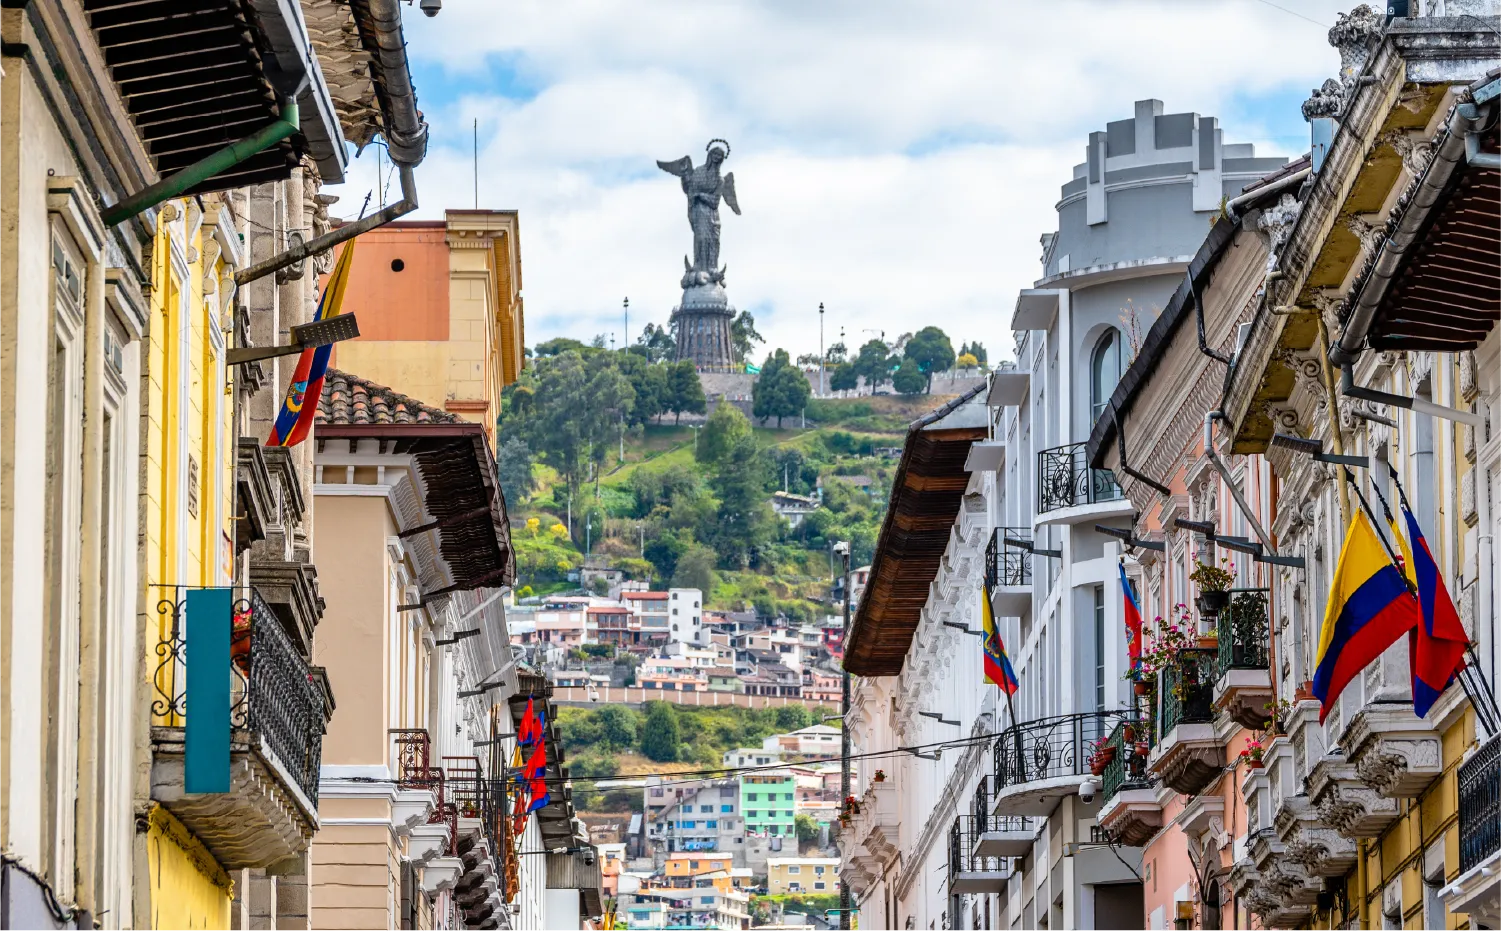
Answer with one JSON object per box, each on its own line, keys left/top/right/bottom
{"left": 1262, "top": 697, "right": 1294, "bottom": 735}
{"left": 1238, "top": 737, "right": 1264, "bottom": 768}
{"left": 1190, "top": 556, "right": 1235, "bottom": 617}
{"left": 1087, "top": 736, "right": 1116, "bottom": 776}
{"left": 873, "top": 769, "right": 886, "bottom": 783}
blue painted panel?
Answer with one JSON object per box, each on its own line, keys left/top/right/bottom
{"left": 185, "top": 588, "right": 232, "bottom": 794}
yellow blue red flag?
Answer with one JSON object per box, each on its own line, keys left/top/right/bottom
{"left": 1312, "top": 510, "right": 1422, "bottom": 722}
{"left": 267, "top": 238, "right": 357, "bottom": 447}
{"left": 981, "top": 586, "right": 1019, "bottom": 695}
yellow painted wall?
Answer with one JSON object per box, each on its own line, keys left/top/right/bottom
{"left": 141, "top": 204, "right": 238, "bottom": 926}
{"left": 145, "top": 806, "right": 232, "bottom": 930}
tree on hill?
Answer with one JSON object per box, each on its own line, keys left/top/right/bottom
{"left": 595, "top": 705, "right": 638, "bottom": 750}
{"left": 584, "top": 353, "right": 635, "bottom": 493}
{"left": 667, "top": 360, "right": 706, "bottom": 424}
{"left": 959, "top": 340, "right": 988, "bottom": 368}
{"left": 829, "top": 362, "right": 858, "bottom": 393}
{"left": 853, "top": 339, "right": 893, "bottom": 390}
{"left": 524, "top": 350, "right": 591, "bottom": 497}
{"left": 752, "top": 349, "right": 811, "bottom": 428}
{"left": 534, "top": 337, "right": 589, "bottom": 357}
{"left": 672, "top": 543, "right": 717, "bottom": 593}
{"left": 708, "top": 434, "right": 774, "bottom": 568}
{"left": 640, "top": 702, "right": 681, "bottom": 762}
{"left": 636, "top": 322, "right": 677, "bottom": 363}
{"left": 826, "top": 341, "right": 848, "bottom": 364}
{"left": 698, "top": 402, "right": 752, "bottom": 465}
{"left": 495, "top": 437, "right": 535, "bottom": 505}
{"left": 730, "top": 311, "right": 765, "bottom": 365}
{"left": 956, "top": 352, "right": 979, "bottom": 369}
{"left": 904, "top": 326, "right": 955, "bottom": 393}
{"left": 892, "top": 357, "right": 926, "bottom": 396}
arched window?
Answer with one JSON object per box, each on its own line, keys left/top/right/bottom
{"left": 1090, "top": 329, "right": 1122, "bottom": 424}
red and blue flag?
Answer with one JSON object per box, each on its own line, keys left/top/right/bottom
{"left": 1400, "top": 505, "right": 1468, "bottom": 717}
{"left": 1119, "top": 560, "right": 1142, "bottom": 673}
{"left": 266, "top": 238, "right": 357, "bottom": 447}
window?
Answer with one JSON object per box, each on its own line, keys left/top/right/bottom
{"left": 748, "top": 793, "right": 759, "bottom": 801}
{"left": 784, "top": 793, "right": 794, "bottom": 801}
{"left": 815, "top": 866, "right": 826, "bottom": 874}
{"left": 1089, "top": 328, "right": 1122, "bottom": 425}
{"left": 1093, "top": 585, "right": 1106, "bottom": 711}
{"left": 815, "top": 882, "right": 826, "bottom": 890}
{"left": 706, "top": 820, "right": 718, "bottom": 829}
{"left": 748, "top": 811, "right": 759, "bottom": 819}
{"left": 788, "top": 866, "right": 801, "bottom": 874}
{"left": 721, "top": 805, "right": 733, "bottom": 813}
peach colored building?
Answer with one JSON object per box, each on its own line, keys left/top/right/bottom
{"left": 329, "top": 212, "right": 525, "bottom": 445}
{"left": 309, "top": 370, "right": 527, "bottom": 929}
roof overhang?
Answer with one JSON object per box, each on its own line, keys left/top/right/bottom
{"left": 844, "top": 386, "right": 988, "bottom": 676}
{"left": 84, "top": 0, "right": 347, "bottom": 192}
{"left": 317, "top": 423, "right": 515, "bottom": 590}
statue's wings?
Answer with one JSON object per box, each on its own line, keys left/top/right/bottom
{"left": 722, "top": 172, "right": 741, "bottom": 215}
{"left": 656, "top": 156, "right": 693, "bottom": 177}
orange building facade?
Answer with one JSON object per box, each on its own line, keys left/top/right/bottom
{"left": 330, "top": 211, "right": 525, "bottom": 444}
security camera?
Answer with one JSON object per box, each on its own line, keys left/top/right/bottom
{"left": 1078, "top": 778, "right": 1097, "bottom": 804}
{"left": 832, "top": 541, "right": 850, "bottom": 555}
{"left": 419, "top": 0, "right": 441, "bottom": 15}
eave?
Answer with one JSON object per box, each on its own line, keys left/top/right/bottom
{"left": 844, "top": 386, "right": 987, "bottom": 677}
{"left": 1221, "top": 20, "right": 1499, "bottom": 454}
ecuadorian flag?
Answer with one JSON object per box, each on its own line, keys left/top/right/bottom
{"left": 1312, "top": 510, "right": 1422, "bottom": 722}
{"left": 266, "top": 238, "right": 357, "bottom": 447}
{"left": 981, "top": 586, "right": 1019, "bottom": 695}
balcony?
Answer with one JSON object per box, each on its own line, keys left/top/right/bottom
{"left": 948, "top": 817, "right": 1009, "bottom": 893}
{"left": 236, "top": 439, "right": 275, "bottom": 553}
{"left": 992, "top": 711, "right": 1132, "bottom": 816}
{"left": 391, "top": 729, "right": 453, "bottom": 860}
{"left": 1148, "top": 648, "right": 1221, "bottom": 795}
{"left": 1442, "top": 737, "right": 1501, "bottom": 926}
{"left": 969, "top": 776, "right": 1034, "bottom": 857}
{"left": 444, "top": 756, "right": 505, "bottom": 926}
{"left": 1096, "top": 717, "right": 1160, "bottom": 846}
{"left": 1213, "top": 590, "right": 1273, "bottom": 729}
{"left": 985, "top": 528, "right": 1033, "bottom": 618}
{"left": 1035, "top": 443, "right": 1130, "bottom": 525}
{"left": 1342, "top": 705, "right": 1443, "bottom": 799}
{"left": 150, "top": 589, "right": 327, "bottom": 869}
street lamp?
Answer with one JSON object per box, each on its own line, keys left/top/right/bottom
{"left": 832, "top": 540, "right": 852, "bottom": 931}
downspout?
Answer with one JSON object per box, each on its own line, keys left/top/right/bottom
{"left": 1221, "top": 166, "right": 1311, "bottom": 222}
{"left": 235, "top": 161, "right": 419, "bottom": 286}
{"left": 236, "top": 0, "right": 429, "bottom": 285}
{"left": 102, "top": 99, "right": 301, "bottom": 227}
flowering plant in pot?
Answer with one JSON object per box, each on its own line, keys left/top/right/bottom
{"left": 1190, "top": 555, "right": 1235, "bottom": 616}
{"left": 1136, "top": 606, "right": 1196, "bottom": 680}
{"left": 873, "top": 769, "right": 887, "bottom": 783}
{"left": 1262, "top": 697, "right": 1295, "bottom": 735}
{"left": 1086, "top": 736, "right": 1116, "bottom": 776}
{"left": 1237, "top": 737, "right": 1264, "bottom": 768}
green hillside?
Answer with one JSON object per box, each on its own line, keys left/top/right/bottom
{"left": 498, "top": 361, "right": 951, "bottom": 611}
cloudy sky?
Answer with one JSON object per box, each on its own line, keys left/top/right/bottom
{"left": 323, "top": 0, "right": 1359, "bottom": 363}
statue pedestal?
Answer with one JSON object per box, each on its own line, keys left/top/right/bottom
{"left": 672, "top": 283, "right": 735, "bottom": 370}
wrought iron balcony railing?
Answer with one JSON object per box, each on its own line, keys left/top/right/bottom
{"left": 970, "top": 775, "right": 1032, "bottom": 836}
{"left": 1037, "top": 442, "right": 1122, "bottom": 514}
{"left": 1098, "top": 717, "right": 1150, "bottom": 803}
{"left": 153, "top": 589, "right": 325, "bottom": 803}
{"left": 1159, "top": 649, "right": 1218, "bottom": 738}
{"left": 948, "top": 816, "right": 1007, "bottom": 881}
{"left": 993, "top": 710, "right": 1134, "bottom": 791}
{"left": 1459, "top": 736, "right": 1501, "bottom": 874}
{"left": 1216, "top": 590, "right": 1271, "bottom": 681}
{"left": 986, "top": 528, "right": 1032, "bottom": 589}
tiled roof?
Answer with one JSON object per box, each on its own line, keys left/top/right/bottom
{"left": 317, "top": 369, "right": 460, "bottom": 425}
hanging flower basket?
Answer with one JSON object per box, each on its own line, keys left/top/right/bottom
{"left": 1195, "top": 590, "right": 1230, "bottom": 616}
{"left": 873, "top": 770, "right": 886, "bottom": 783}
{"left": 1133, "top": 679, "right": 1152, "bottom": 697}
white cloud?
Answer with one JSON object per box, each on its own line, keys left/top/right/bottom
{"left": 324, "top": 0, "right": 1357, "bottom": 360}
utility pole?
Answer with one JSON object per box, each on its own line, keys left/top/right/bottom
{"left": 624, "top": 296, "right": 629, "bottom": 350}
{"left": 818, "top": 302, "right": 825, "bottom": 398}
{"left": 835, "top": 541, "right": 853, "bottom": 931}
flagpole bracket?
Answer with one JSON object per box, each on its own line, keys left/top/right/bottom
{"left": 228, "top": 314, "right": 361, "bottom": 366}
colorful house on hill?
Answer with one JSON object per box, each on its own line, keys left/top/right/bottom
{"left": 740, "top": 771, "right": 797, "bottom": 838}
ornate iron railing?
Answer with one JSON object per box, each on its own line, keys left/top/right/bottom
{"left": 1098, "top": 717, "right": 1150, "bottom": 803}
{"left": 1216, "top": 590, "right": 1270, "bottom": 681}
{"left": 152, "top": 588, "right": 325, "bottom": 804}
{"left": 993, "top": 710, "right": 1133, "bottom": 790}
{"left": 986, "top": 528, "right": 1032, "bottom": 589}
{"left": 948, "top": 816, "right": 1006, "bottom": 881}
{"left": 444, "top": 755, "right": 500, "bottom": 857}
{"left": 1037, "top": 443, "right": 1122, "bottom": 514}
{"left": 1459, "top": 736, "right": 1501, "bottom": 874}
{"left": 392, "top": 729, "right": 458, "bottom": 854}
{"left": 970, "top": 775, "right": 1031, "bottom": 836}
{"left": 1160, "top": 649, "right": 1218, "bottom": 738}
